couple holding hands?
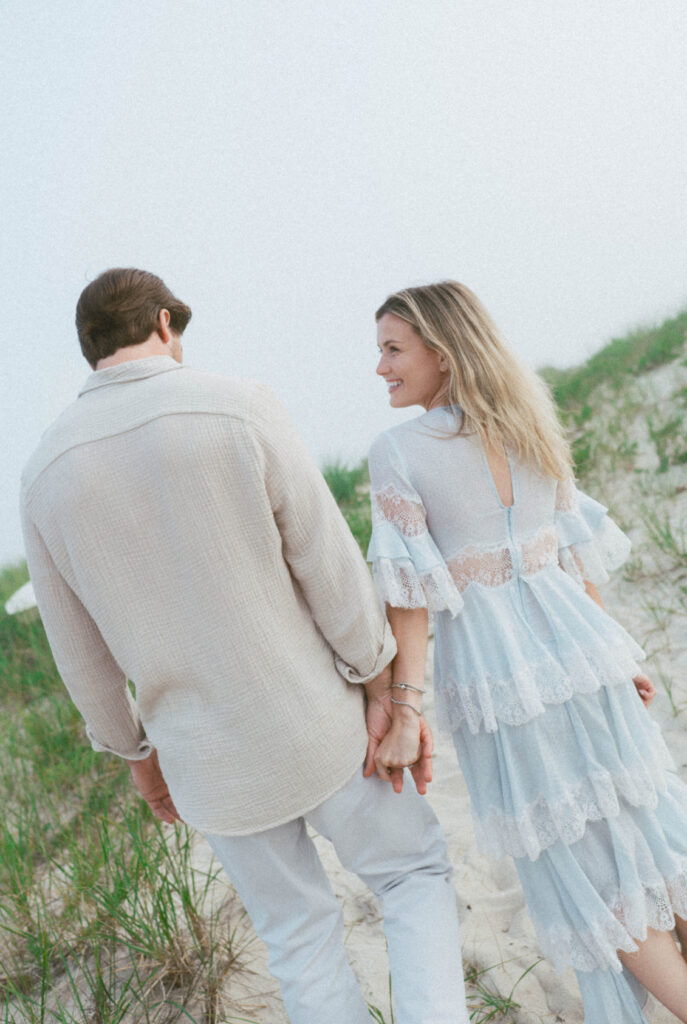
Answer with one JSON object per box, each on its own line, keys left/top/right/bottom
{"left": 21, "top": 269, "right": 687, "bottom": 1023}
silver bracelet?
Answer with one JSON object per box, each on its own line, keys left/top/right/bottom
{"left": 390, "top": 696, "right": 422, "bottom": 716}
{"left": 391, "top": 682, "right": 426, "bottom": 695}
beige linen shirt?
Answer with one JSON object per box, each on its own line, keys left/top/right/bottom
{"left": 21, "top": 357, "right": 395, "bottom": 835}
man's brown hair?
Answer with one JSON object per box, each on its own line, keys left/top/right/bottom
{"left": 76, "top": 268, "right": 192, "bottom": 366}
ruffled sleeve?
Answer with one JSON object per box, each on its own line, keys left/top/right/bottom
{"left": 367, "top": 431, "right": 464, "bottom": 616}
{"left": 554, "top": 477, "right": 632, "bottom": 588}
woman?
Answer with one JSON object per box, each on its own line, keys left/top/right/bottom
{"left": 366, "top": 280, "right": 687, "bottom": 1023}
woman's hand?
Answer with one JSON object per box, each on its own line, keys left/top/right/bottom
{"left": 633, "top": 672, "right": 656, "bottom": 707}
{"left": 370, "top": 709, "right": 434, "bottom": 795}
{"left": 374, "top": 710, "right": 421, "bottom": 789}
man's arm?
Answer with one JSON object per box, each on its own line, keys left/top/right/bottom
{"left": 20, "top": 503, "right": 153, "bottom": 760}
{"left": 252, "top": 387, "right": 396, "bottom": 684}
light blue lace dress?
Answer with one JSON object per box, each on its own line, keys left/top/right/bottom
{"left": 367, "top": 407, "right": 687, "bottom": 1024}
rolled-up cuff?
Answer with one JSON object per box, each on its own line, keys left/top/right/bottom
{"left": 335, "top": 620, "right": 397, "bottom": 684}
{"left": 86, "top": 723, "right": 154, "bottom": 761}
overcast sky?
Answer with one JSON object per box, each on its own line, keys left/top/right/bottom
{"left": 2, "top": 0, "right": 687, "bottom": 567}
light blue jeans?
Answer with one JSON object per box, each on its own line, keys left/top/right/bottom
{"left": 206, "top": 768, "right": 469, "bottom": 1024}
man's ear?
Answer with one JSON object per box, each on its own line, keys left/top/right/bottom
{"left": 157, "top": 308, "right": 172, "bottom": 342}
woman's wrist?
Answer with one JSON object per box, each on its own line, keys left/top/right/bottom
{"left": 390, "top": 680, "right": 425, "bottom": 715}
{"left": 391, "top": 704, "right": 423, "bottom": 729}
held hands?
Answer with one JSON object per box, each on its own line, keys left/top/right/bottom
{"left": 126, "top": 749, "right": 184, "bottom": 825}
{"left": 363, "top": 692, "right": 434, "bottom": 796}
{"left": 633, "top": 672, "right": 656, "bottom": 707}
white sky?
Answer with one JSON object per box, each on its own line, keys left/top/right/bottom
{"left": 2, "top": 0, "right": 687, "bottom": 566}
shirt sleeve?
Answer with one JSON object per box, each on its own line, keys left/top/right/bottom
{"left": 554, "top": 477, "right": 632, "bottom": 588}
{"left": 250, "top": 385, "right": 396, "bottom": 684}
{"left": 366, "top": 431, "right": 463, "bottom": 616}
{"left": 20, "top": 502, "right": 152, "bottom": 760}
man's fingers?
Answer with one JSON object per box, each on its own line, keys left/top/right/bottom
{"left": 373, "top": 755, "right": 408, "bottom": 791}
{"left": 419, "top": 721, "right": 434, "bottom": 758}
{"left": 411, "top": 718, "right": 433, "bottom": 790}
{"left": 149, "top": 797, "right": 183, "bottom": 824}
{"left": 152, "top": 804, "right": 175, "bottom": 824}
{"left": 410, "top": 763, "right": 427, "bottom": 795}
{"left": 418, "top": 753, "right": 433, "bottom": 785}
{"left": 166, "top": 799, "right": 183, "bottom": 823}
{"left": 420, "top": 743, "right": 433, "bottom": 783}
{"left": 410, "top": 744, "right": 433, "bottom": 795}
{"left": 363, "top": 741, "right": 377, "bottom": 778}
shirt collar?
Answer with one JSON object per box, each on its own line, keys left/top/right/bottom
{"left": 78, "top": 356, "right": 184, "bottom": 396}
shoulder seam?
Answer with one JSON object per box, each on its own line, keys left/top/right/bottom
{"left": 22, "top": 409, "right": 253, "bottom": 502}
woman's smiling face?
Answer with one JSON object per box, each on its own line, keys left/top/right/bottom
{"left": 376, "top": 312, "right": 448, "bottom": 411}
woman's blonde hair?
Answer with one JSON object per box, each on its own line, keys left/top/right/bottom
{"left": 376, "top": 281, "right": 572, "bottom": 479}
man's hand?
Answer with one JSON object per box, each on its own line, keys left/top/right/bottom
{"left": 364, "top": 691, "right": 393, "bottom": 778}
{"left": 633, "top": 672, "right": 656, "bottom": 707}
{"left": 363, "top": 664, "right": 393, "bottom": 776}
{"left": 126, "top": 749, "right": 183, "bottom": 824}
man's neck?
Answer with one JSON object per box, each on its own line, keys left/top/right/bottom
{"left": 95, "top": 334, "right": 173, "bottom": 371}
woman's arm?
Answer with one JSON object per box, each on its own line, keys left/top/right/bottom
{"left": 583, "top": 579, "right": 604, "bottom": 609}
{"left": 387, "top": 604, "right": 430, "bottom": 691}
{"left": 584, "top": 580, "right": 656, "bottom": 707}
{"left": 369, "top": 605, "right": 433, "bottom": 793}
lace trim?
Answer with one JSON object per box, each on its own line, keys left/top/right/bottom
{"left": 558, "top": 516, "right": 632, "bottom": 589}
{"left": 472, "top": 757, "right": 673, "bottom": 862}
{"left": 372, "top": 557, "right": 464, "bottom": 617}
{"left": 533, "top": 873, "right": 687, "bottom": 972}
{"left": 371, "top": 486, "right": 426, "bottom": 537}
{"left": 436, "top": 637, "right": 645, "bottom": 735}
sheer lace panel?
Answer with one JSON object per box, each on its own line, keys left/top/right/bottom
{"left": 446, "top": 527, "right": 558, "bottom": 593}
{"left": 371, "top": 486, "right": 427, "bottom": 537}
{"left": 447, "top": 545, "right": 513, "bottom": 593}
{"left": 521, "top": 526, "right": 558, "bottom": 576}
{"left": 555, "top": 477, "right": 577, "bottom": 513}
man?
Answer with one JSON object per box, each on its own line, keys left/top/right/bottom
{"left": 20, "top": 268, "right": 468, "bottom": 1024}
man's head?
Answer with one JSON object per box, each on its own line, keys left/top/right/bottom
{"left": 76, "top": 268, "right": 192, "bottom": 368}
